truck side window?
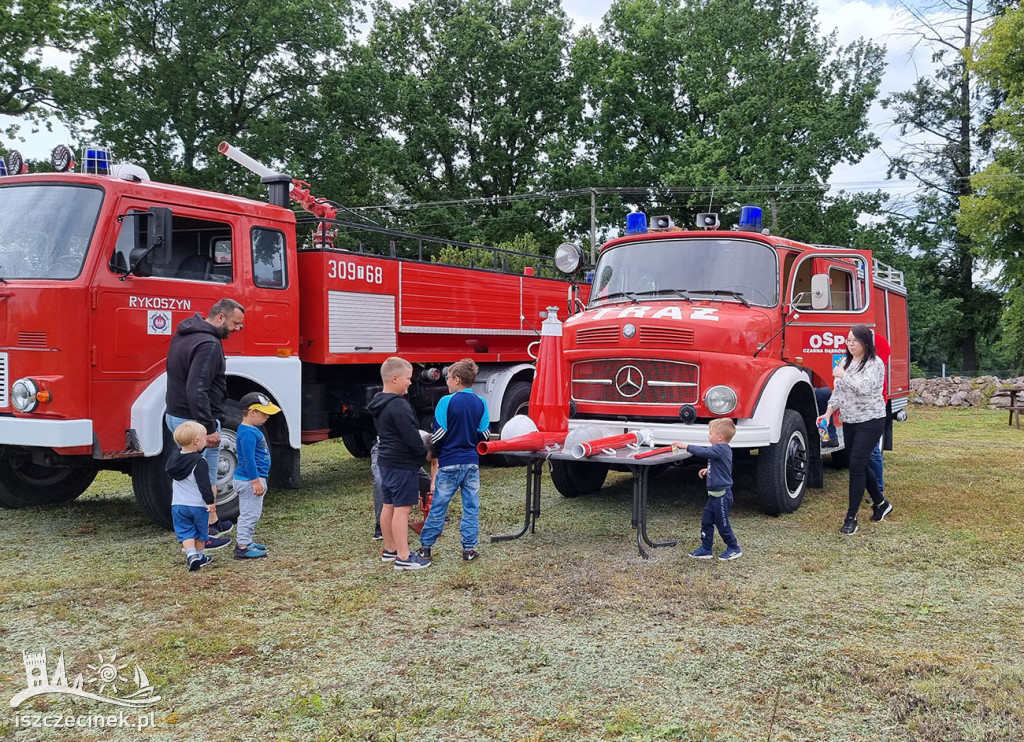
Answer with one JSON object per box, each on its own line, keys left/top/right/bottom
{"left": 829, "top": 268, "right": 854, "bottom": 311}
{"left": 157, "top": 215, "right": 233, "bottom": 283}
{"left": 251, "top": 227, "right": 287, "bottom": 289}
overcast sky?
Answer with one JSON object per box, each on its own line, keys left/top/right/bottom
{"left": 5, "top": 0, "right": 937, "bottom": 200}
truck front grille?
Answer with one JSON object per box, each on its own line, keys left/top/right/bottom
{"left": 571, "top": 358, "right": 699, "bottom": 406}
{"left": 0, "top": 352, "right": 7, "bottom": 408}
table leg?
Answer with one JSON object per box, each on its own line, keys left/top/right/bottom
{"left": 491, "top": 458, "right": 543, "bottom": 542}
{"left": 631, "top": 465, "right": 677, "bottom": 559}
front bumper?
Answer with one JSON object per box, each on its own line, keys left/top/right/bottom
{"left": 0, "top": 417, "right": 93, "bottom": 447}
{"left": 567, "top": 418, "right": 773, "bottom": 448}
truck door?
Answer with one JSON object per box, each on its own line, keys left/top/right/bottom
{"left": 92, "top": 199, "right": 243, "bottom": 383}
{"left": 782, "top": 250, "right": 875, "bottom": 388}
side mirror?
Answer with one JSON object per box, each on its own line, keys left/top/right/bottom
{"left": 810, "top": 274, "right": 830, "bottom": 310}
{"left": 124, "top": 206, "right": 173, "bottom": 277}
{"left": 147, "top": 206, "right": 172, "bottom": 264}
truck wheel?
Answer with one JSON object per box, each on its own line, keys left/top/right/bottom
{"left": 0, "top": 452, "right": 97, "bottom": 508}
{"left": 491, "top": 380, "right": 533, "bottom": 467}
{"left": 215, "top": 401, "right": 243, "bottom": 522}
{"left": 132, "top": 426, "right": 175, "bottom": 529}
{"left": 342, "top": 430, "right": 375, "bottom": 459}
{"left": 756, "top": 409, "right": 809, "bottom": 515}
{"left": 550, "top": 460, "right": 609, "bottom": 497}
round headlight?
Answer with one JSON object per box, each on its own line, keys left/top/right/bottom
{"left": 12, "top": 378, "right": 39, "bottom": 412}
{"left": 704, "top": 385, "right": 737, "bottom": 415}
{"left": 554, "top": 242, "right": 584, "bottom": 274}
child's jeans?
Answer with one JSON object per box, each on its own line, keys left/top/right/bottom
{"left": 419, "top": 464, "right": 480, "bottom": 550}
{"left": 700, "top": 489, "right": 739, "bottom": 550}
{"left": 235, "top": 478, "right": 267, "bottom": 547}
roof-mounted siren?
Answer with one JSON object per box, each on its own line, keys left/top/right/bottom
{"left": 695, "top": 212, "right": 720, "bottom": 230}
{"left": 626, "top": 212, "right": 648, "bottom": 235}
{"left": 737, "top": 205, "right": 762, "bottom": 232}
{"left": 82, "top": 146, "right": 111, "bottom": 175}
{"left": 649, "top": 215, "right": 674, "bottom": 232}
{"left": 80, "top": 145, "right": 149, "bottom": 181}
{"left": 0, "top": 150, "right": 26, "bottom": 176}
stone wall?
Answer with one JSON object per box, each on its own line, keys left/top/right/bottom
{"left": 909, "top": 375, "right": 1024, "bottom": 407}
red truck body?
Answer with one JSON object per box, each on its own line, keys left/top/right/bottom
{"left": 0, "top": 169, "right": 580, "bottom": 526}
{"left": 550, "top": 219, "right": 909, "bottom": 514}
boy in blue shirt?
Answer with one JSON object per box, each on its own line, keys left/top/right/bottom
{"left": 233, "top": 392, "right": 280, "bottom": 559}
{"left": 418, "top": 358, "right": 490, "bottom": 562}
{"left": 674, "top": 418, "right": 742, "bottom": 561}
{"left": 166, "top": 420, "right": 217, "bottom": 571}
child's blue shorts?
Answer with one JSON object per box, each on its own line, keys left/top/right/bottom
{"left": 172, "top": 505, "right": 210, "bottom": 543}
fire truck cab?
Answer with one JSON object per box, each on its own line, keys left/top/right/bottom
{"left": 552, "top": 209, "right": 909, "bottom": 514}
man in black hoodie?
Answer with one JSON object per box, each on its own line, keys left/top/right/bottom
{"left": 165, "top": 298, "right": 245, "bottom": 545}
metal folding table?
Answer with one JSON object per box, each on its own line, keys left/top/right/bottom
{"left": 491, "top": 446, "right": 692, "bottom": 558}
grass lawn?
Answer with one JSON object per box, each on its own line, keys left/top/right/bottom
{"left": 1, "top": 406, "right": 1023, "bottom": 741}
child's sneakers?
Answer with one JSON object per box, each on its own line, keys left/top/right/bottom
{"left": 186, "top": 553, "right": 212, "bottom": 571}
{"left": 204, "top": 536, "right": 232, "bottom": 551}
{"left": 462, "top": 549, "right": 479, "bottom": 562}
{"left": 209, "top": 519, "right": 234, "bottom": 537}
{"left": 417, "top": 546, "right": 432, "bottom": 560}
{"left": 394, "top": 553, "right": 431, "bottom": 571}
{"left": 718, "top": 547, "right": 742, "bottom": 561}
{"left": 234, "top": 544, "right": 267, "bottom": 559}
{"left": 688, "top": 546, "right": 714, "bottom": 559}
{"left": 380, "top": 549, "right": 398, "bottom": 562}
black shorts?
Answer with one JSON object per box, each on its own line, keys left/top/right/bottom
{"left": 380, "top": 466, "right": 419, "bottom": 508}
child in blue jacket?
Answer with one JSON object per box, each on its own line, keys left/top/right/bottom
{"left": 233, "top": 392, "right": 280, "bottom": 559}
{"left": 675, "top": 418, "right": 742, "bottom": 561}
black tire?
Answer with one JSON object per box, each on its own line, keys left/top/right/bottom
{"left": 550, "top": 460, "right": 609, "bottom": 498}
{"left": 491, "top": 380, "right": 533, "bottom": 467}
{"left": 342, "top": 429, "right": 375, "bottom": 459}
{"left": 132, "top": 425, "right": 175, "bottom": 529}
{"left": 0, "top": 451, "right": 97, "bottom": 508}
{"left": 756, "top": 409, "right": 809, "bottom": 515}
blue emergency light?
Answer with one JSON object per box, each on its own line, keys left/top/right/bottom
{"left": 83, "top": 147, "right": 111, "bottom": 175}
{"left": 0, "top": 158, "right": 6, "bottom": 177}
{"left": 626, "top": 212, "right": 648, "bottom": 235}
{"left": 738, "top": 205, "right": 762, "bottom": 231}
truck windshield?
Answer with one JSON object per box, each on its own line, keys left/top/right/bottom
{"left": 0, "top": 184, "right": 103, "bottom": 280}
{"left": 590, "top": 238, "right": 778, "bottom": 308}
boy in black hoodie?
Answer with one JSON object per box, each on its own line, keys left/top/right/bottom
{"left": 166, "top": 420, "right": 218, "bottom": 571}
{"left": 367, "top": 357, "right": 431, "bottom": 571}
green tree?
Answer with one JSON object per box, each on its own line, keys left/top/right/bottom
{"left": 960, "top": 5, "right": 1024, "bottom": 368}
{"left": 1, "top": 0, "right": 77, "bottom": 140}
{"left": 54, "top": 0, "right": 362, "bottom": 191}
{"left": 883, "top": 0, "right": 1004, "bottom": 376}
{"left": 570, "top": 0, "right": 884, "bottom": 231}
{"left": 364, "top": 0, "right": 584, "bottom": 246}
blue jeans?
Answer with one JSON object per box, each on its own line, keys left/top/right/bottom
{"left": 869, "top": 440, "right": 884, "bottom": 495}
{"left": 700, "top": 490, "right": 739, "bottom": 550}
{"left": 166, "top": 414, "right": 220, "bottom": 488}
{"left": 419, "top": 464, "right": 480, "bottom": 550}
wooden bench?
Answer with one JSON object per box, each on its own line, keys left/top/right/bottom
{"left": 991, "top": 388, "right": 1024, "bottom": 428}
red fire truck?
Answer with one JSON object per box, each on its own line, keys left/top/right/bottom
{"left": 0, "top": 145, "right": 582, "bottom": 527}
{"left": 549, "top": 208, "right": 909, "bottom": 514}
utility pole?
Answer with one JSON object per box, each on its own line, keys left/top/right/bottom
{"left": 590, "top": 189, "right": 597, "bottom": 264}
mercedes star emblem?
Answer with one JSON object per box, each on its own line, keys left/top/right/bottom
{"left": 615, "top": 365, "right": 644, "bottom": 398}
